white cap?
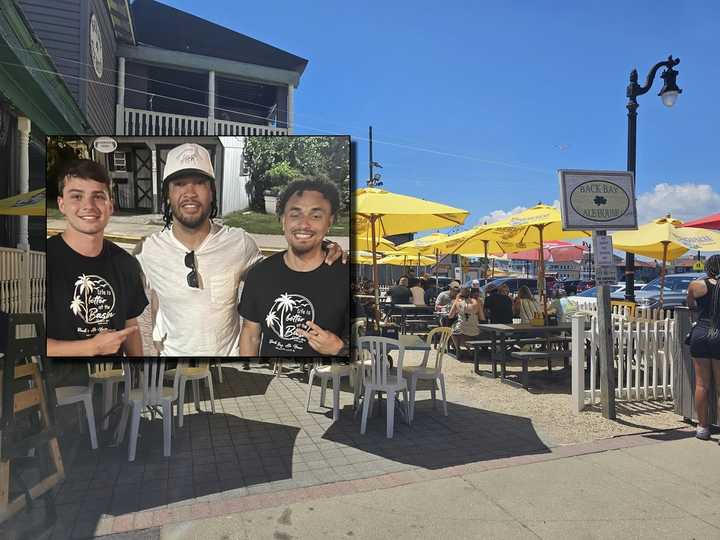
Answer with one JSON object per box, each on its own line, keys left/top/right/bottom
{"left": 449, "top": 281, "right": 461, "bottom": 288}
{"left": 471, "top": 279, "right": 480, "bottom": 287}
{"left": 163, "top": 143, "right": 215, "bottom": 183}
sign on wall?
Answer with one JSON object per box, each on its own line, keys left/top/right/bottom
{"left": 558, "top": 170, "right": 637, "bottom": 230}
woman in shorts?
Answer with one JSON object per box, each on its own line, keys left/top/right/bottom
{"left": 687, "top": 255, "right": 720, "bottom": 441}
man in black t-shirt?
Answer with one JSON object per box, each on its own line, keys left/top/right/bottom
{"left": 238, "top": 178, "right": 349, "bottom": 356}
{"left": 46, "top": 160, "right": 148, "bottom": 357}
{"left": 388, "top": 277, "right": 412, "bottom": 304}
{"left": 484, "top": 283, "right": 513, "bottom": 324}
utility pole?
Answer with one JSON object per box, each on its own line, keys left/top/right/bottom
{"left": 368, "top": 126, "right": 373, "bottom": 186}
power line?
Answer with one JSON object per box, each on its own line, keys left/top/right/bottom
{"left": 1, "top": 48, "right": 552, "bottom": 175}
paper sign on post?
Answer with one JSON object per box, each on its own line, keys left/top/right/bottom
{"left": 593, "top": 235, "right": 614, "bottom": 267}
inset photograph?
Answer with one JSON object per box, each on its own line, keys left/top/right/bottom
{"left": 46, "top": 135, "right": 350, "bottom": 357}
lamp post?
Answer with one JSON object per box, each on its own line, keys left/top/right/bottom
{"left": 625, "top": 55, "right": 682, "bottom": 302}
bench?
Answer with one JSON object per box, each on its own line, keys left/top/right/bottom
{"left": 469, "top": 336, "right": 571, "bottom": 378}
{"left": 508, "top": 350, "right": 573, "bottom": 389}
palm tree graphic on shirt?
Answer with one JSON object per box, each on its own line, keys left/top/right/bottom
{"left": 266, "top": 293, "right": 315, "bottom": 342}
{"left": 74, "top": 274, "right": 95, "bottom": 320}
{"left": 70, "top": 274, "right": 116, "bottom": 324}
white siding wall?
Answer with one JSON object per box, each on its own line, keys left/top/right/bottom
{"left": 219, "top": 137, "right": 250, "bottom": 215}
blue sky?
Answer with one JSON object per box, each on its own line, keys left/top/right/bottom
{"left": 167, "top": 0, "right": 720, "bottom": 232}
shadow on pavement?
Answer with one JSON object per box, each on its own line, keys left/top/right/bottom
{"left": 321, "top": 400, "right": 550, "bottom": 469}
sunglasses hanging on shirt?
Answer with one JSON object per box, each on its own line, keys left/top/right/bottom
{"left": 185, "top": 251, "right": 199, "bottom": 288}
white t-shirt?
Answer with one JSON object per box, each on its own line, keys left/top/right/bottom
{"left": 136, "top": 224, "right": 262, "bottom": 356}
{"left": 410, "top": 286, "right": 426, "bottom": 306}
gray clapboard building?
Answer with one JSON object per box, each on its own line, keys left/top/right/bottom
{"left": 1, "top": 0, "right": 307, "bottom": 247}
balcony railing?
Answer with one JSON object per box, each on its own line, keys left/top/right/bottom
{"left": 121, "top": 108, "right": 288, "bottom": 136}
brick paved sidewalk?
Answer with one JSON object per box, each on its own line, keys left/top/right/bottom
{"left": 0, "top": 362, "right": 694, "bottom": 539}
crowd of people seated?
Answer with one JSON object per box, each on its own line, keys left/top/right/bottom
{"left": 351, "top": 274, "right": 578, "bottom": 354}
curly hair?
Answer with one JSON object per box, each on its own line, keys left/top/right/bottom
{"left": 161, "top": 176, "right": 218, "bottom": 230}
{"left": 276, "top": 177, "right": 340, "bottom": 219}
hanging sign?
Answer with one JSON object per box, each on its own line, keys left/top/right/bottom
{"left": 559, "top": 170, "right": 637, "bottom": 230}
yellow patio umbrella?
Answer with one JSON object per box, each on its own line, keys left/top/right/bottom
{"left": 396, "top": 233, "right": 450, "bottom": 286}
{"left": 612, "top": 215, "right": 720, "bottom": 306}
{"left": 355, "top": 187, "right": 469, "bottom": 321}
{"left": 353, "top": 232, "right": 398, "bottom": 253}
{"left": 427, "top": 226, "right": 542, "bottom": 257}
{"left": 377, "top": 254, "right": 436, "bottom": 266}
{"left": 478, "top": 204, "right": 590, "bottom": 299}
{"left": 351, "top": 251, "right": 375, "bottom": 265}
{"left": 0, "top": 188, "right": 46, "bottom": 216}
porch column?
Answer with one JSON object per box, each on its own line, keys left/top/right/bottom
{"left": 149, "top": 143, "right": 159, "bottom": 213}
{"left": 287, "top": 84, "right": 294, "bottom": 134}
{"left": 207, "top": 70, "right": 215, "bottom": 135}
{"left": 116, "top": 56, "right": 126, "bottom": 135}
{"left": 17, "top": 116, "right": 31, "bottom": 250}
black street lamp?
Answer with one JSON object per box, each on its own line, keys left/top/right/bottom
{"left": 624, "top": 55, "right": 682, "bottom": 302}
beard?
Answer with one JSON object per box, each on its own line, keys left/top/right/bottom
{"left": 172, "top": 203, "right": 211, "bottom": 229}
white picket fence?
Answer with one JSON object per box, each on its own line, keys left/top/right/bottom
{"left": 0, "top": 246, "right": 45, "bottom": 315}
{"left": 571, "top": 309, "right": 676, "bottom": 411}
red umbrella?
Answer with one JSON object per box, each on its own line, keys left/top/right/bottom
{"left": 681, "top": 213, "right": 720, "bottom": 230}
{"left": 508, "top": 240, "right": 588, "bottom": 262}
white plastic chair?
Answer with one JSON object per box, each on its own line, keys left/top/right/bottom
{"left": 118, "top": 360, "right": 180, "bottom": 462}
{"left": 402, "top": 326, "right": 452, "bottom": 422}
{"left": 356, "top": 336, "right": 409, "bottom": 438}
{"left": 164, "top": 359, "right": 216, "bottom": 427}
{"left": 350, "top": 319, "right": 369, "bottom": 408}
{"left": 87, "top": 362, "right": 125, "bottom": 430}
{"left": 211, "top": 360, "right": 224, "bottom": 383}
{"left": 56, "top": 386, "right": 98, "bottom": 450}
{"left": 305, "top": 360, "right": 353, "bottom": 421}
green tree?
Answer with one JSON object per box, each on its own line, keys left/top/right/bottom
{"left": 243, "top": 137, "right": 350, "bottom": 214}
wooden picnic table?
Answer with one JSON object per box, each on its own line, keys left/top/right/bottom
{"left": 472, "top": 323, "right": 572, "bottom": 379}
{"left": 387, "top": 304, "right": 435, "bottom": 334}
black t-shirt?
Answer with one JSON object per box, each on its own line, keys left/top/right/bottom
{"left": 46, "top": 235, "right": 148, "bottom": 345}
{"left": 484, "top": 292, "right": 513, "bottom": 324}
{"left": 238, "top": 252, "right": 349, "bottom": 356}
{"left": 388, "top": 285, "right": 411, "bottom": 304}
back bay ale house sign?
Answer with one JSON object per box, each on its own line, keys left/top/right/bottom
{"left": 558, "top": 170, "right": 638, "bottom": 230}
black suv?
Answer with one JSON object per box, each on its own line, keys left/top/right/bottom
{"left": 634, "top": 272, "right": 706, "bottom": 311}
{"left": 480, "top": 277, "right": 542, "bottom": 295}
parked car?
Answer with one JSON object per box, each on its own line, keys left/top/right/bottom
{"left": 554, "top": 279, "right": 595, "bottom": 296}
{"left": 633, "top": 272, "right": 705, "bottom": 311}
{"left": 609, "top": 282, "right": 647, "bottom": 300}
{"left": 478, "top": 277, "right": 547, "bottom": 296}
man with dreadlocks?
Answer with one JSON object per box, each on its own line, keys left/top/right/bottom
{"left": 687, "top": 254, "right": 720, "bottom": 441}
{"left": 135, "top": 143, "right": 344, "bottom": 356}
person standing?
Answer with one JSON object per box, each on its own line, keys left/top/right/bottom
{"left": 47, "top": 160, "right": 146, "bottom": 356}
{"left": 238, "top": 178, "right": 348, "bottom": 356}
{"left": 687, "top": 255, "right": 720, "bottom": 441}
{"left": 136, "top": 143, "right": 345, "bottom": 356}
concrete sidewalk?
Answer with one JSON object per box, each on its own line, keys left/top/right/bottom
{"left": 105, "top": 431, "right": 720, "bottom": 540}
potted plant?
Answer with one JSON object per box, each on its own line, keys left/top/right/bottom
{"left": 263, "top": 187, "right": 280, "bottom": 214}
{"left": 262, "top": 161, "right": 300, "bottom": 214}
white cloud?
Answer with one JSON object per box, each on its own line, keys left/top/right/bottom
{"left": 475, "top": 184, "right": 719, "bottom": 229}
{"left": 636, "top": 183, "right": 720, "bottom": 224}
{"left": 474, "top": 199, "right": 560, "bottom": 226}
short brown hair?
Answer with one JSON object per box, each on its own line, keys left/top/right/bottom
{"left": 58, "top": 159, "right": 112, "bottom": 197}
